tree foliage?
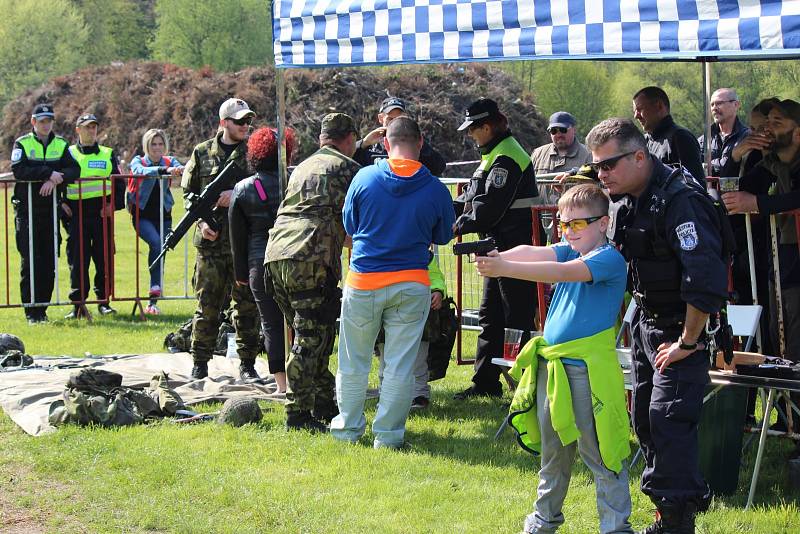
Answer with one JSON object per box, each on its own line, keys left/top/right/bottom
{"left": 0, "top": 0, "right": 89, "bottom": 105}
{"left": 72, "top": 0, "right": 152, "bottom": 64}
{"left": 151, "top": 0, "right": 273, "bottom": 71}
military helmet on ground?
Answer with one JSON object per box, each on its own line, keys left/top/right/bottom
{"left": 216, "top": 397, "right": 263, "bottom": 427}
{"left": 0, "top": 333, "right": 25, "bottom": 355}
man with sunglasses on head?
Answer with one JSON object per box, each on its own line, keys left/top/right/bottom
{"left": 633, "top": 86, "right": 705, "bottom": 184}
{"left": 530, "top": 111, "right": 592, "bottom": 175}
{"left": 452, "top": 98, "right": 539, "bottom": 400}
{"left": 181, "top": 98, "right": 261, "bottom": 382}
{"left": 585, "top": 118, "right": 727, "bottom": 534}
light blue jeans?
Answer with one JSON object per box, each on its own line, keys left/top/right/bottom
{"left": 524, "top": 357, "right": 633, "bottom": 534}
{"left": 331, "top": 282, "right": 430, "bottom": 448}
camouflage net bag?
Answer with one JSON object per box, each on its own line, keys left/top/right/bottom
{"left": 48, "top": 369, "right": 186, "bottom": 427}
{"left": 163, "top": 310, "right": 263, "bottom": 355}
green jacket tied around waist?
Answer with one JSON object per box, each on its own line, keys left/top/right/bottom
{"left": 507, "top": 327, "right": 631, "bottom": 474}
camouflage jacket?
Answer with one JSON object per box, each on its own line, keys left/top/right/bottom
{"left": 265, "top": 146, "right": 360, "bottom": 276}
{"left": 180, "top": 131, "right": 249, "bottom": 253}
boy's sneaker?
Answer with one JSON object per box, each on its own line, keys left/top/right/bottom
{"left": 144, "top": 304, "right": 161, "bottom": 315}
{"left": 149, "top": 285, "right": 162, "bottom": 298}
{"left": 410, "top": 396, "right": 430, "bottom": 410}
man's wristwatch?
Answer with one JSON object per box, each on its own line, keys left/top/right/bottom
{"left": 678, "top": 336, "right": 698, "bottom": 351}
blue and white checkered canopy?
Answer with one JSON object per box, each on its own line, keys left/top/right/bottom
{"left": 272, "top": 0, "right": 800, "bottom": 68}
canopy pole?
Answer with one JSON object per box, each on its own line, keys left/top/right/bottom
{"left": 275, "top": 67, "right": 292, "bottom": 369}
{"left": 702, "top": 60, "right": 712, "bottom": 177}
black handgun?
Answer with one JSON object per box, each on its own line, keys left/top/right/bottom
{"left": 453, "top": 237, "right": 497, "bottom": 257}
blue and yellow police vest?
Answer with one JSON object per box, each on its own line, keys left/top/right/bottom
{"left": 67, "top": 145, "right": 113, "bottom": 200}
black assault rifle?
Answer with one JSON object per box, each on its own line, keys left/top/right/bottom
{"left": 149, "top": 161, "right": 244, "bottom": 270}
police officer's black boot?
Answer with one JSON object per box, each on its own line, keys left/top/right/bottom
{"left": 190, "top": 361, "right": 208, "bottom": 380}
{"left": 239, "top": 361, "right": 261, "bottom": 382}
{"left": 637, "top": 501, "right": 696, "bottom": 534}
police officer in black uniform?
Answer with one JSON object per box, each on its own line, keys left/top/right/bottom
{"left": 585, "top": 118, "right": 727, "bottom": 534}
{"left": 10, "top": 104, "right": 80, "bottom": 323}
{"left": 452, "top": 98, "right": 539, "bottom": 399}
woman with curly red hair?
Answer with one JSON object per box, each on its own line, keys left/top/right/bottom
{"left": 229, "top": 127, "right": 296, "bottom": 393}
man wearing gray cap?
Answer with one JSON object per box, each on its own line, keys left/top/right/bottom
{"left": 265, "top": 112, "right": 361, "bottom": 431}
{"left": 10, "top": 103, "right": 80, "bottom": 323}
{"left": 181, "top": 97, "right": 261, "bottom": 381}
{"left": 530, "top": 111, "right": 592, "bottom": 175}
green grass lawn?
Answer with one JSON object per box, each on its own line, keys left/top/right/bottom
{"left": 1, "top": 186, "right": 799, "bottom": 533}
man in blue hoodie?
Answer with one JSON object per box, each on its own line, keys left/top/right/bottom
{"left": 331, "top": 117, "right": 455, "bottom": 449}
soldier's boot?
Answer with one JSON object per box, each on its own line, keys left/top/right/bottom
{"left": 637, "top": 502, "right": 696, "bottom": 534}
{"left": 286, "top": 410, "right": 328, "bottom": 433}
{"left": 239, "top": 361, "right": 261, "bottom": 382}
{"left": 313, "top": 402, "right": 339, "bottom": 425}
{"left": 190, "top": 361, "right": 208, "bottom": 380}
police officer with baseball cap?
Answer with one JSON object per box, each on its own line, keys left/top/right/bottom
{"left": 64, "top": 113, "right": 125, "bottom": 318}
{"left": 585, "top": 118, "right": 729, "bottom": 533}
{"left": 354, "top": 95, "right": 447, "bottom": 175}
{"left": 10, "top": 103, "right": 80, "bottom": 323}
{"left": 453, "top": 98, "right": 539, "bottom": 399}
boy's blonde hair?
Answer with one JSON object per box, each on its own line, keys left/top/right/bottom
{"left": 557, "top": 183, "right": 609, "bottom": 217}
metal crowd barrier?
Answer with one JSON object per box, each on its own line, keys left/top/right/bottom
{"left": 0, "top": 174, "right": 196, "bottom": 320}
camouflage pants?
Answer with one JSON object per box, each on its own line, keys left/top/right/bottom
{"left": 191, "top": 251, "right": 260, "bottom": 363}
{"left": 265, "top": 259, "right": 340, "bottom": 417}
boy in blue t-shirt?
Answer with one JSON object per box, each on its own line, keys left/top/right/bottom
{"left": 476, "top": 183, "right": 632, "bottom": 534}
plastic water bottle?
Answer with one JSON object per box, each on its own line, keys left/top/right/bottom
{"left": 226, "top": 333, "right": 237, "bottom": 359}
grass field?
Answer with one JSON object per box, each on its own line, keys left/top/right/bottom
{"left": 1, "top": 185, "right": 799, "bottom": 533}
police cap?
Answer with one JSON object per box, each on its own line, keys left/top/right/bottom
{"left": 320, "top": 112, "right": 358, "bottom": 138}
{"left": 32, "top": 104, "right": 55, "bottom": 120}
{"left": 379, "top": 96, "right": 407, "bottom": 114}
{"left": 458, "top": 98, "right": 501, "bottom": 131}
{"left": 76, "top": 113, "right": 99, "bottom": 127}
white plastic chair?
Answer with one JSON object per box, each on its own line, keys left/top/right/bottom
{"left": 726, "top": 304, "right": 762, "bottom": 352}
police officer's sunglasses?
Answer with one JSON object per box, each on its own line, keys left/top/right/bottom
{"left": 590, "top": 151, "right": 636, "bottom": 172}
{"left": 229, "top": 117, "right": 253, "bottom": 126}
{"left": 558, "top": 215, "right": 604, "bottom": 232}
{"left": 548, "top": 127, "right": 568, "bottom": 134}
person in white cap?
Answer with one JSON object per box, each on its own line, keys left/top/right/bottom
{"left": 180, "top": 97, "right": 263, "bottom": 382}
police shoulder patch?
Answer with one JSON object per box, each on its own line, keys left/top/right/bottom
{"left": 675, "top": 221, "right": 698, "bottom": 251}
{"left": 10, "top": 148, "right": 22, "bottom": 163}
{"left": 488, "top": 167, "right": 508, "bottom": 188}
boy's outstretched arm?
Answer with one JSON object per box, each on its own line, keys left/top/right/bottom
{"left": 475, "top": 250, "right": 592, "bottom": 284}
{"left": 497, "top": 244, "right": 557, "bottom": 262}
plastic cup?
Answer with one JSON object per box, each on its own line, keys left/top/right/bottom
{"left": 503, "top": 328, "right": 524, "bottom": 361}
{"left": 226, "top": 332, "right": 237, "bottom": 359}
{"left": 718, "top": 176, "right": 740, "bottom": 193}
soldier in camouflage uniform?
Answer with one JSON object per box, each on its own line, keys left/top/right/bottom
{"left": 265, "top": 113, "right": 361, "bottom": 431}
{"left": 181, "top": 98, "right": 261, "bottom": 381}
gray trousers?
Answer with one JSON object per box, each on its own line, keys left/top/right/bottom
{"left": 524, "top": 359, "right": 633, "bottom": 534}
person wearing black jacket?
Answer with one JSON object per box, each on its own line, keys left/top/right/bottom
{"left": 229, "top": 127, "right": 293, "bottom": 394}
{"left": 452, "top": 98, "right": 539, "bottom": 399}
{"left": 699, "top": 88, "right": 751, "bottom": 177}
{"left": 10, "top": 103, "right": 80, "bottom": 323}
{"left": 633, "top": 86, "right": 705, "bottom": 183}
{"left": 353, "top": 96, "right": 447, "bottom": 176}
{"left": 723, "top": 99, "right": 800, "bottom": 362}
{"left": 64, "top": 114, "right": 125, "bottom": 318}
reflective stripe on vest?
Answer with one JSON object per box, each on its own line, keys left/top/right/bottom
{"left": 67, "top": 145, "right": 113, "bottom": 200}
{"left": 478, "top": 136, "right": 535, "bottom": 209}
{"left": 17, "top": 133, "right": 68, "bottom": 163}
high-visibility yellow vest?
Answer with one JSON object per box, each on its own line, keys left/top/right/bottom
{"left": 16, "top": 133, "right": 69, "bottom": 163}
{"left": 67, "top": 145, "right": 113, "bottom": 200}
